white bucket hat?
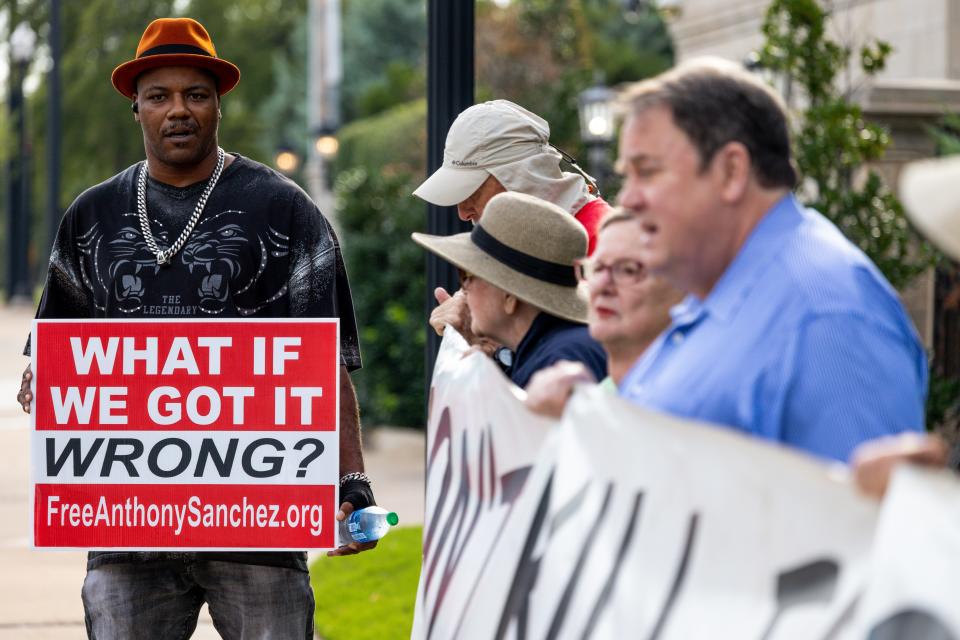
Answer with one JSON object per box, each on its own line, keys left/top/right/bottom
{"left": 900, "top": 155, "right": 960, "bottom": 260}
{"left": 411, "top": 192, "right": 589, "bottom": 323}
{"left": 413, "top": 100, "right": 593, "bottom": 214}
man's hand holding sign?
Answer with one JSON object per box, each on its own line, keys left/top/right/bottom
{"left": 30, "top": 319, "right": 371, "bottom": 553}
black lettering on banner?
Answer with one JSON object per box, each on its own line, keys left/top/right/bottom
{"left": 241, "top": 438, "right": 284, "bottom": 478}
{"left": 495, "top": 470, "right": 555, "bottom": 640}
{"left": 448, "top": 428, "right": 533, "bottom": 639}
{"left": 424, "top": 433, "right": 471, "bottom": 607}
{"left": 428, "top": 428, "right": 494, "bottom": 639}
{"left": 760, "top": 558, "right": 839, "bottom": 640}
{"left": 581, "top": 491, "right": 645, "bottom": 640}
{"left": 194, "top": 438, "right": 239, "bottom": 477}
{"left": 648, "top": 513, "right": 699, "bottom": 640}
{"left": 421, "top": 406, "right": 537, "bottom": 640}
{"left": 821, "top": 591, "right": 861, "bottom": 640}
{"left": 423, "top": 408, "right": 453, "bottom": 566}
{"left": 46, "top": 437, "right": 104, "bottom": 476}
{"left": 101, "top": 438, "right": 144, "bottom": 477}
{"left": 545, "top": 483, "right": 612, "bottom": 639}
{"left": 867, "top": 608, "right": 956, "bottom": 640}
{"left": 147, "top": 438, "right": 192, "bottom": 478}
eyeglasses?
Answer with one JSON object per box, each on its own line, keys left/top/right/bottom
{"left": 458, "top": 268, "right": 475, "bottom": 288}
{"left": 574, "top": 258, "right": 645, "bottom": 285}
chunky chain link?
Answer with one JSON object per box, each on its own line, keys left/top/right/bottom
{"left": 339, "top": 472, "right": 372, "bottom": 488}
{"left": 137, "top": 147, "right": 225, "bottom": 266}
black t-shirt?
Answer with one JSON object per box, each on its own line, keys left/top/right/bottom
{"left": 31, "top": 154, "right": 361, "bottom": 572}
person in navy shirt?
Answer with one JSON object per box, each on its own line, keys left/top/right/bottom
{"left": 412, "top": 192, "right": 606, "bottom": 388}
{"left": 610, "top": 58, "right": 925, "bottom": 463}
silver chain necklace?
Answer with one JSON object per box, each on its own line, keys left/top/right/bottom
{"left": 137, "top": 146, "right": 225, "bottom": 265}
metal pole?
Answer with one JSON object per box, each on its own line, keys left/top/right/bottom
{"left": 7, "top": 59, "right": 28, "bottom": 302}
{"left": 306, "top": 0, "right": 340, "bottom": 227}
{"left": 15, "top": 58, "right": 31, "bottom": 301}
{"left": 424, "top": 0, "right": 474, "bottom": 398}
{"left": 46, "top": 0, "right": 62, "bottom": 262}
{"left": 6, "top": 68, "right": 19, "bottom": 301}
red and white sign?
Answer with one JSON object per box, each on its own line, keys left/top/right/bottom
{"left": 31, "top": 319, "right": 340, "bottom": 550}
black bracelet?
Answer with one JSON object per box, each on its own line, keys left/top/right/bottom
{"left": 340, "top": 479, "right": 376, "bottom": 511}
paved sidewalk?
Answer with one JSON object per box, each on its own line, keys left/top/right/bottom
{"left": 0, "top": 304, "right": 424, "bottom": 639}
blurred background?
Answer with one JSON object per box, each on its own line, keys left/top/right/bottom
{"left": 4, "top": 1, "right": 960, "bottom": 637}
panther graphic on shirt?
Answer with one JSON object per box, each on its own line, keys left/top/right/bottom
{"left": 77, "top": 210, "right": 289, "bottom": 315}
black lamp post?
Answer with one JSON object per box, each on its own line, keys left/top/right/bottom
{"left": 577, "top": 82, "right": 616, "bottom": 195}
{"left": 424, "top": 0, "right": 474, "bottom": 397}
{"left": 7, "top": 21, "right": 36, "bottom": 303}
{"left": 47, "top": 0, "right": 62, "bottom": 266}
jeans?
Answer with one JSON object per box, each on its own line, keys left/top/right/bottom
{"left": 81, "top": 557, "right": 315, "bottom": 639}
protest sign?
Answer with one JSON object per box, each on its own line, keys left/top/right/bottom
{"left": 31, "top": 319, "right": 340, "bottom": 550}
{"left": 413, "top": 329, "right": 881, "bottom": 640}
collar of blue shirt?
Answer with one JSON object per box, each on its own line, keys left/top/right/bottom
{"left": 683, "top": 193, "right": 804, "bottom": 325}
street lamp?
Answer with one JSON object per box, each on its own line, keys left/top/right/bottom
{"left": 578, "top": 82, "right": 616, "bottom": 194}
{"left": 11, "top": 22, "right": 36, "bottom": 64}
{"left": 7, "top": 21, "right": 36, "bottom": 303}
{"left": 275, "top": 147, "right": 301, "bottom": 175}
{"left": 314, "top": 132, "right": 339, "bottom": 159}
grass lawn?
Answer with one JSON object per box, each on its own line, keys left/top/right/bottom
{"left": 311, "top": 526, "right": 423, "bottom": 639}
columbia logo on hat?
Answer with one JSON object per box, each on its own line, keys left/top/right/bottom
{"left": 413, "top": 100, "right": 551, "bottom": 207}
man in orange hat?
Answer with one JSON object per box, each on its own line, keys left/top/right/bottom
{"left": 17, "top": 17, "right": 374, "bottom": 639}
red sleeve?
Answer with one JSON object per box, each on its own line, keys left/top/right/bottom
{"left": 573, "top": 198, "right": 612, "bottom": 256}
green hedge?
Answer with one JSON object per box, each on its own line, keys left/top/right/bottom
{"left": 311, "top": 526, "right": 423, "bottom": 639}
{"left": 335, "top": 102, "right": 428, "bottom": 427}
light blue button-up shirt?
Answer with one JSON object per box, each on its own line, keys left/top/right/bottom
{"left": 620, "top": 194, "right": 927, "bottom": 462}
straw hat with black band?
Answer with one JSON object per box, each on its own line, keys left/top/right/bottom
{"left": 412, "top": 192, "right": 589, "bottom": 324}
{"left": 111, "top": 17, "right": 240, "bottom": 99}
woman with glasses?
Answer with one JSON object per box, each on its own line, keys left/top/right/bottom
{"left": 526, "top": 209, "right": 682, "bottom": 415}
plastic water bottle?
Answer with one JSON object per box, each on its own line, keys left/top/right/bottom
{"left": 339, "top": 506, "right": 399, "bottom": 544}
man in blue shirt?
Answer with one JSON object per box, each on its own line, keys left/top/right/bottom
{"left": 613, "top": 58, "right": 926, "bottom": 463}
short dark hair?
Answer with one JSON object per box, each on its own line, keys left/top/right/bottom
{"left": 620, "top": 58, "right": 797, "bottom": 189}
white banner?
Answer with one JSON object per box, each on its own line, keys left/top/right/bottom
{"left": 414, "top": 329, "right": 960, "bottom": 640}
{"left": 849, "top": 466, "right": 960, "bottom": 639}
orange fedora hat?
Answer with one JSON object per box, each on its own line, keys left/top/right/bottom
{"left": 111, "top": 18, "right": 240, "bottom": 98}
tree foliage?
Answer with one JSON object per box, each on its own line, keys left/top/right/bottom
{"left": 340, "top": 0, "right": 426, "bottom": 121}
{"left": 333, "top": 100, "right": 427, "bottom": 427}
{"left": 477, "top": 0, "right": 673, "bottom": 156}
{"left": 758, "top": 0, "right": 937, "bottom": 290}
{"left": 929, "top": 112, "right": 960, "bottom": 157}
